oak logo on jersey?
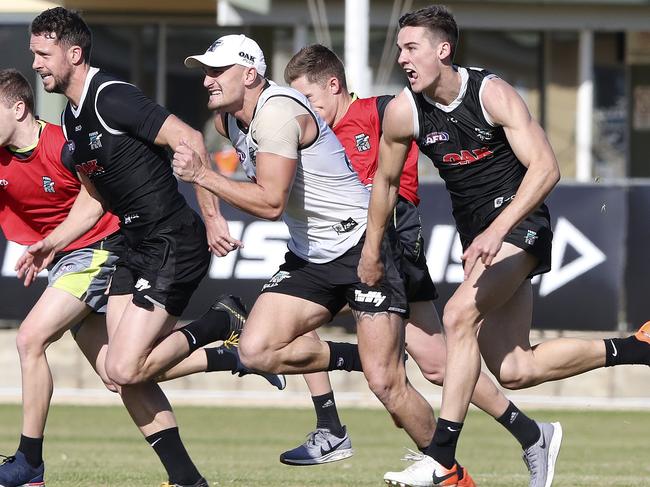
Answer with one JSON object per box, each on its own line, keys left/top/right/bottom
{"left": 354, "top": 133, "right": 370, "bottom": 152}
{"left": 75, "top": 159, "right": 105, "bottom": 177}
{"left": 42, "top": 176, "right": 55, "bottom": 193}
{"left": 442, "top": 147, "right": 493, "bottom": 166}
{"left": 89, "top": 131, "right": 103, "bottom": 150}
{"left": 423, "top": 131, "right": 449, "bottom": 145}
{"left": 332, "top": 217, "right": 359, "bottom": 235}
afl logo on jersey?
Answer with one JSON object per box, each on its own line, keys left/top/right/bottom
{"left": 423, "top": 131, "right": 449, "bottom": 145}
{"left": 42, "top": 176, "right": 55, "bottom": 193}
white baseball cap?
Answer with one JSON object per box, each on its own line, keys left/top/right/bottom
{"left": 184, "top": 34, "right": 267, "bottom": 76}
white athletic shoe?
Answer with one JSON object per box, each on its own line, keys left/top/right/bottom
{"left": 523, "top": 421, "right": 563, "bottom": 487}
{"left": 384, "top": 450, "right": 475, "bottom": 487}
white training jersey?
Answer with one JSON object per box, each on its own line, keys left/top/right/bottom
{"left": 225, "top": 83, "right": 369, "bottom": 263}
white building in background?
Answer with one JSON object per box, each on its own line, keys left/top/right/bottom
{"left": 2, "top": 0, "right": 650, "bottom": 180}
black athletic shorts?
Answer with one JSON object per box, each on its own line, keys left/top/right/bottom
{"left": 109, "top": 207, "right": 210, "bottom": 316}
{"left": 393, "top": 197, "right": 438, "bottom": 302}
{"left": 459, "top": 204, "right": 552, "bottom": 278}
{"left": 260, "top": 231, "right": 408, "bottom": 319}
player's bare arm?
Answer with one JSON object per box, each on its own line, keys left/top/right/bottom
{"left": 461, "top": 77, "right": 561, "bottom": 277}
{"left": 358, "top": 92, "right": 413, "bottom": 286}
{"left": 15, "top": 180, "right": 104, "bottom": 285}
{"left": 174, "top": 112, "right": 307, "bottom": 220}
{"left": 156, "top": 114, "right": 240, "bottom": 255}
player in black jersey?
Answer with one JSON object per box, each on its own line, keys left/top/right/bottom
{"left": 22, "top": 7, "right": 254, "bottom": 487}
{"left": 359, "top": 5, "right": 650, "bottom": 487}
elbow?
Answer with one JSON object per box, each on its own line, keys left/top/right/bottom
{"left": 264, "top": 207, "right": 284, "bottom": 221}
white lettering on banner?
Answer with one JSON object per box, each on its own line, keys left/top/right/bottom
{"left": 208, "top": 221, "right": 290, "bottom": 279}
{"left": 425, "top": 219, "right": 606, "bottom": 296}
{"left": 1, "top": 242, "right": 48, "bottom": 277}
{"left": 0, "top": 218, "right": 607, "bottom": 295}
{"left": 535, "top": 217, "right": 606, "bottom": 297}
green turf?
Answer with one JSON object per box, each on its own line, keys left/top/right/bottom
{"left": 1, "top": 405, "right": 649, "bottom": 486}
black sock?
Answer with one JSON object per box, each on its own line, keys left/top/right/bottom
{"left": 604, "top": 336, "right": 650, "bottom": 367}
{"left": 326, "top": 341, "right": 363, "bottom": 372}
{"left": 145, "top": 427, "right": 201, "bottom": 485}
{"left": 312, "top": 392, "right": 345, "bottom": 437}
{"left": 18, "top": 434, "right": 43, "bottom": 468}
{"left": 496, "top": 402, "right": 540, "bottom": 449}
{"left": 178, "top": 309, "right": 232, "bottom": 353}
{"left": 205, "top": 346, "right": 239, "bottom": 372}
{"left": 425, "top": 418, "right": 463, "bottom": 469}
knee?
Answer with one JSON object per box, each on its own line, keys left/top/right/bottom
{"left": 364, "top": 367, "right": 406, "bottom": 408}
{"left": 106, "top": 360, "right": 144, "bottom": 386}
{"left": 495, "top": 358, "right": 538, "bottom": 390}
{"left": 419, "top": 361, "right": 445, "bottom": 386}
{"left": 15, "top": 326, "right": 48, "bottom": 359}
{"left": 442, "top": 301, "right": 478, "bottom": 339}
{"left": 238, "top": 337, "right": 277, "bottom": 373}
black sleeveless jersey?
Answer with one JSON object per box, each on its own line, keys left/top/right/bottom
{"left": 61, "top": 68, "right": 187, "bottom": 246}
{"left": 406, "top": 66, "right": 549, "bottom": 241}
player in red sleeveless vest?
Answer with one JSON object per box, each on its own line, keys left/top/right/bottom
{"left": 0, "top": 68, "right": 121, "bottom": 487}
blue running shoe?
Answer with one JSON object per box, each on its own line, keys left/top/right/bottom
{"left": 280, "top": 426, "right": 353, "bottom": 466}
{"left": 0, "top": 451, "right": 44, "bottom": 487}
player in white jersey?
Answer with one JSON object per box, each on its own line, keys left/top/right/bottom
{"left": 172, "top": 34, "right": 446, "bottom": 473}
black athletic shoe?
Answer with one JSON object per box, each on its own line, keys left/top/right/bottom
{"left": 211, "top": 294, "right": 248, "bottom": 347}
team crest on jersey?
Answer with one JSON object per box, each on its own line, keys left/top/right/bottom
{"left": 42, "top": 176, "right": 55, "bottom": 193}
{"left": 474, "top": 127, "right": 494, "bottom": 142}
{"left": 0, "top": 179, "right": 8, "bottom": 189}
{"left": 332, "top": 217, "right": 359, "bottom": 235}
{"left": 354, "top": 133, "right": 370, "bottom": 152}
{"left": 89, "top": 131, "right": 103, "bottom": 150}
{"left": 75, "top": 159, "right": 105, "bottom": 177}
{"left": 248, "top": 146, "right": 257, "bottom": 167}
{"left": 423, "top": 131, "right": 449, "bottom": 145}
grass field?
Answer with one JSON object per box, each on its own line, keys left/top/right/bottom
{"left": 1, "top": 404, "right": 649, "bottom": 486}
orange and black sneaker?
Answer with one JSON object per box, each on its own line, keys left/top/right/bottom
{"left": 457, "top": 465, "right": 476, "bottom": 487}
{"left": 634, "top": 321, "right": 650, "bottom": 344}
{"left": 383, "top": 451, "right": 475, "bottom": 487}
{"left": 432, "top": 461, "right": 471, "bottom": 486}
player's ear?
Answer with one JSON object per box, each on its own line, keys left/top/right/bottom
{"left": 438, "top": 40, "right": 452, "bottom": 61}
{"left": 329, "top": 76, "right": 341, "bottom": 95}
{"left": 244, "top": 67, "right": 259, "bottom": 86}
{"left": 13, "top": 100, "right": 27, "bottom": 121}
{"left": 68, "top": 44, "right": 85, "bottom": 66}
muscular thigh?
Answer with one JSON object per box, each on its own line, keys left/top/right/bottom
{"left": 478, "top": 280, "right": 534, "bottom": 374}
{"left": 112, "top": 304, "right": 177, "bottom": 356}
{"left": 356, "top": 312, "right": 405, "bottom": 373}
{"left": 21, "top": 287, "right": 91, "bottom": 344}
{"left": 405, "top": 301, "right": 445, "bottom": 365}
{"left": 241, "top": 292, "right": 331, "bottom": 350}
{"left": 447, "top": 242, "right": 537, "bottom": 321}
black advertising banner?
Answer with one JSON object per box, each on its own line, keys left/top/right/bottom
{"left": 0, "top": 183, "right": 635, "bottom": 331}
{"left": 625, "top": 184, "right": 650, "bottom": 330}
